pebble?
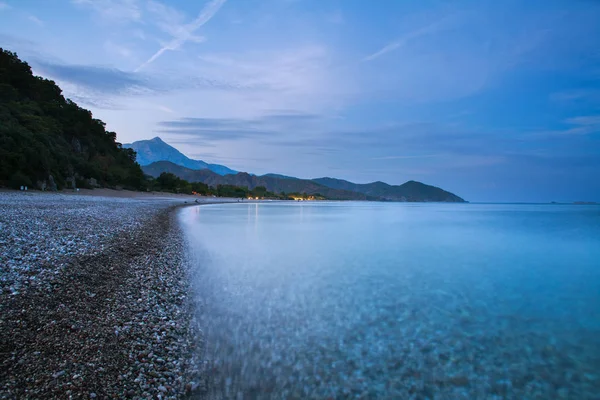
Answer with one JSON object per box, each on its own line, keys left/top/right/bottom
{"left": 0, "top": 192, "right": 208, "bottom": 398}
{"left": 52, "top": 371, "right": 65, "bottom": 379}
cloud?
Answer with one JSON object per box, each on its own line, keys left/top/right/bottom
{"left": 68, "top": 94, "right": 121, "bottom": 110}
{"left": 0, "top": 33, "right": 37, "bottom": 49}
{"left": 560, "top": 115, "right": 600, "bottom": 135}
{"left": 71, "top": 0, "right": 141, "bottom": 23}
{"left": 371, "top": 154, "right": 441, "bottom": 160}
{"left": 30, "top": 57, "right": 265, "bottom": 110}
{"left": 551, "top": 89, "right": 600, "bottom": 106}
{"left": 103, "top": 41, "right": 132, "bottom": 58}
{"left": 157, "top": 105, "right": 174, "bottom": 114}
{"left": 191, "top": 45, "right": 344, "bottom": 111}
{"left": 133, "top": 29, "right": 146, "bottom": 40}
{"left": 264, "top": 121, "right": 562, "bottom": 170}
{"left": 71, "top": 0, "right": 214, "bottom": 47}
{"left": 34, "top": 60, "right": 155, "bottom": 95}
{"left": 188, "top": 152, "right": 273, "bottom": 163}
{"left": 157, "top": 111, "right": 321, "bottom": 140}
{"left": 566, "top": 116, "right": 600, "bottom": 126}
{"left": 363, "top": 16, "right": 454, "bottom": 62}
{"left": 357, "top": 4, "right": 600, "bottom": 104}
{"left": 145, "top": 0, "right": 205, "bottom": 44}
{"left": 162, "top": 137, "right": 216, "bottom": 148}
{"left": 0, "top": 2, "right": 10, "bottom": 11}
{"left": 158, "top": 118, "right": 271, "bottom": 141}
{"left": 67, "top": 0, "right": 346, "bottom": 118}
{"left": 135, "top": 0, "right": 227, "bottom": 71}
{"left": 158, "top": 115, "right": 519, "bottom": 173}
{"left": 28, "top": 15, "right": 44, "bottom": 26}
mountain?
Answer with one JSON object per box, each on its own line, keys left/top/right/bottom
{"left": 142, "top": 161, "right": 370, "bottom": 200}
{"left": 123, "top": 137, "right": 237, "bottom": 176}
{"left": 143, "top": 161, "right": 465, "bottom": 202}
{"left": 0, "top": 48, "right": 145, "bottom": 190}
{"left": 261, "top": 173, "right": 299, "bottom": 180}
{"left": 313, "top": 177, "right": 465, "bottom": 202}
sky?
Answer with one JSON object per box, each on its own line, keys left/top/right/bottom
{"left": 1, "top": 0, "right": 599, "bottom": 202}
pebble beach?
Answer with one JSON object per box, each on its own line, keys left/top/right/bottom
{"left": 0, "top": 190, "right": 231, "bottom": 399}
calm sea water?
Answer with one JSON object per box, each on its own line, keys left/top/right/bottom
{"left": 179, "top": 202, "right": 600, "bottom": 399}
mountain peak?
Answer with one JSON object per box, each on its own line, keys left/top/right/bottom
{"left": 124, "top": 137, "right": 237, "bottom": 176}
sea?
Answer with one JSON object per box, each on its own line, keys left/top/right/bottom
{"left": 179, "top": 202, "right": 600, "bottom": 399}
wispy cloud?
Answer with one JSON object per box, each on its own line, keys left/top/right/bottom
{"left": 31, "top": 57, "right": 261, "bottom": 108}
{"left": 560, "top": 115, "right": 600, "bottom": 135}
{"left": 566, "top": 116, "right": 600, "bottom": 126}
{"left": 135, "top": 0, "right": 227, "bottom": 71}
{"left": 34, "top": 60, "right": 154, "bottom": 94}
{"left": 0, "top": 33, "right": 37, "bottom": 51}
{"left": 371, "top": 154, "right": 441, "bottom": 160}
{"left": 103, "top": 41, "right": 132, "bottom": 58}
{"left": 71, "top": 0, "right": 141, "bottom": 23}
{"left": 145, "top": 0, "right": 204, "bottom": 44}
{"left": 193, "top": 45, "right": 341, "bottom": 106}
{"left": 550, "top": 89, "right": 600, "bottom": 103}
{"left": 158, "top": 116, "right": 518, "bottom": 173}
{"left": 28, "top": 15, "right": 44, "bottom": 26}
{"left": 157, "top": 104, "right": 175, "bottom": 114}
{"left": 0, "top": 2, "right": 10, "bottom": 11}
{"left": 357, "top": 6, "right": 600, "bottom": 104}
{"left": 133, "top": 29, "right": 146, "bottom": 40}
{"left": 158, "top": 111, "right": 321, "bottom": 140}
{"left": 363, "top": 17, "right": 453, "bottom": 62}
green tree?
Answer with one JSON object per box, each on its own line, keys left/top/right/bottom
{"left": 0, "top": 48, "right": 146, "bottom": 190}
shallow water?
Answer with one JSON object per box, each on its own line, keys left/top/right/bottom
{"left": 179, "top": 202, "right": 600, "bottom": 399}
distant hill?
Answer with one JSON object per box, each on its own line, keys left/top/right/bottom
{"left": 261, "top": 173, "right": 299, "bottom": 180}
{"left": 0, "top": 48, "right": 145, "bottom": 190}
{"left": 124, "top": 137, "right": 237, "bottom": 176}
{"left": 143, "top": 161, "right": 465, "bottom": 202}
{"left": 142, "top": 161, "right": 370, "bottom": 200}
{"left": 313, "top": 177, "right": 465, "bottom": 202}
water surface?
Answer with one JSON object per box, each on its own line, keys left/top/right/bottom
{"left": 180, "top": 202, "right": 600, "bottom": 399}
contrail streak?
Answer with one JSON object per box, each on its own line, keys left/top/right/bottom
{"left": 135, "top": 0, "right": 226, "bottom": 72}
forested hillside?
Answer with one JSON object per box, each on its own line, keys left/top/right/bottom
{"left": 142, "top": 161, "right": 371, "bottom": 200}
{"left": 0, "top": 49, "right": 145, "bottom": 190}
{"left": 313, "top": 177, "right": 465, "bottom": 202}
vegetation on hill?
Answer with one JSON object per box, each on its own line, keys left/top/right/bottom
{"left": 148, "top": 172, "right": 312, "bottom": 200}
{"left": 143, "top": 161, "right": 466, "bottom": 202}
{"left": 0, "top": 48, "right": 145, "bottom": 190}
{"left": 142, "top": 161, "right": 371, "bottom": 200}
{"left": 313, "top": 177, "right": 465, "bottom": 202}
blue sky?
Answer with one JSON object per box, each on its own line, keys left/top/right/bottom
{"left": 1, "top": 0, "right": 599, "bottom": 202}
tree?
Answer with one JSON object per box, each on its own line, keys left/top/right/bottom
{"left": 0, "top": 48, "right": 146, "bottom": 190}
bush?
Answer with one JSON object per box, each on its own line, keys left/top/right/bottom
{"left": 9, "top": 171, "right": 32, "bottom": 189}
{"left": 76, "top": 177, "right": 92, "bottom": 189}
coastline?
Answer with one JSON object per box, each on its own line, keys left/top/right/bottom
{"left": 0, "top": 190, "right": 234, "bottom": 398}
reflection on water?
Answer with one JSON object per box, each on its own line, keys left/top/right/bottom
{"left": 179, "top": 202, "right": 600, "bottom": 399}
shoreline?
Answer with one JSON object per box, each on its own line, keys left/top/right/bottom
{"left": 0, "top": 191, "right": 232, "bottom": 398}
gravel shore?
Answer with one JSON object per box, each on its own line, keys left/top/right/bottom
{"left": 0, "top": 191, "right": 215, "bottom": 399}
